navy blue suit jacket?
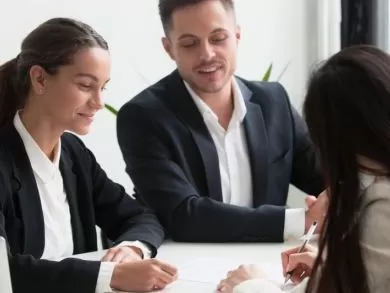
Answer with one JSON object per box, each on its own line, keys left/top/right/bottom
{"left": 117, "top": 70, "right": 323, "bottom": 242}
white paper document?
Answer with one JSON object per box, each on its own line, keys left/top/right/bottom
{"left": 106, "top": 258, "right": 294, "bottom": 293}
{"left": 178, "top": 257, "right": 287, "bottom": 287}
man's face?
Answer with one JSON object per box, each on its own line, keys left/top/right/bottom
{"left": 162, "top": 0, "right": 240, "bottom": 96}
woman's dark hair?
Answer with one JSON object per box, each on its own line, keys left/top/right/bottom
{"left": 304, "top": 44, "right": 390, "bottom": 293}
{"left": 0, "top": 17, "right": 108, "bottom": 127}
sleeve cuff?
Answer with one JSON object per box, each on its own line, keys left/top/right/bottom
{"left": 233, "top": 279, "right": 283, "bottom": 293}
{"left": 284, "top": 208, "right": 305, "bottom": 240}
{"left": 95, "top": 262, "right": 116, "bottom": 293}
{"left": 116, "top": 240, "right": 152, "bottom": 259}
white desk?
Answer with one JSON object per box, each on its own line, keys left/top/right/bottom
{"left": 73, "top": 240, "right": 302, "bottom": 293}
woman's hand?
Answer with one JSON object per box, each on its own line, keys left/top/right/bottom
{"left": 217, "top": 264, "right": 265, "bottom": 292}
{"left": 281, "top": 244, "right": 318, "bottom": 284}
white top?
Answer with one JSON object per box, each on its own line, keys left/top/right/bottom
{"left": 0, "top": 237, "right": 13, "bottom": 293}
{"left": 13, "top": 112, "right": 150, "bottom": 293}
{"left": 184, "top": 79, "right": 304, "bottom": 240}
{"left": 14, "top": 112, "right": 74, "bottom": 259}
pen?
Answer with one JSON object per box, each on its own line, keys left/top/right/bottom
{"left": 283, "top": 221, "right": 317, "bottom": 287}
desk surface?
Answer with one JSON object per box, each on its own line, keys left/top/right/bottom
{"left": 74, "top": 240, "right": 302, "bottom": 293}
{"left": 76, "top": 241, "right": 298, "bottom": 264}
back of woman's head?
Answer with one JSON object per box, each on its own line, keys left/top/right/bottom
{"left": 304, "top": 45, "right": 390, "bottom": 293}
{"left": 0, "top": 17, "right": 108, "bottom": 127}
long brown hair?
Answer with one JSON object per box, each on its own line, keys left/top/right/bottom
{"left": 0, "top": 17, "right": 108, "bottom": 127}
{"left": 303, "top": 45, "right": 390, "bottom": 293}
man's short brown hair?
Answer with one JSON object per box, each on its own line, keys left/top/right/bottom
{"left": 158, "top": 0, "right": 235, "bottom": 35}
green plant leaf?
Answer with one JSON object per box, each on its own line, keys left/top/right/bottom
{"left": 262, "top": 63, "right": 273, "bottom": 81}
{"left": 104, "top": 103, "right": 118, "bottom": 115}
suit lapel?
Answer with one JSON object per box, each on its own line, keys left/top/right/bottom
{"left": 164, "top": 70, "right": 223, "bottom": 201}
{"left": 237, "top": 79, "right": 269, "bottom": 207}
{"left": 5, "top": 125, "right": 45, "bottom": 257}
{"left": 3, "top": 125, "right": 86, "bottom": 255}
{"left": 59, "top": 148, "right": 85, "bottom": 254}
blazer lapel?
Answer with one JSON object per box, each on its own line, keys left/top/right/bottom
{"left": 59, "top": 148, "right": 85, "bottom": 254}
{"left": 5, "top": 125, "right": 45, "bottom": 257}
{"left": 237, "top": 79, "right": 269, "bottom": 207}
{"left": 164, "top": 70, "right": 223, "bottom": 201}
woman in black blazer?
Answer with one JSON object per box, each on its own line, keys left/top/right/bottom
{"left": 0, "top": 17, "right": 177, "bottom": 293}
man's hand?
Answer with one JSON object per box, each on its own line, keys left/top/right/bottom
{"left": 110, "top": 259, "right": 178, "bottom": 292}
{"left": 101, "top": 246, "right": 143, "bottom": 263}
{"left": 305, "top": 190, "right": 329, "bottom": 233}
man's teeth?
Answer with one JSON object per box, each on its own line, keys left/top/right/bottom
{"left": 199, "top": 67, "right": 218, "bottom": 73}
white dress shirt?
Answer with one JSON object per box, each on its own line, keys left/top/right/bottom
{"left": 184, "top": 79, "right": 304, "bottom": 239}
{"left": 13, "top": 112, "right": 150, "bottom": 293}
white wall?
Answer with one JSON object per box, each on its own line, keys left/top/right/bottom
{"left": 0, "top": 0, "right": 338, "bottom": 207}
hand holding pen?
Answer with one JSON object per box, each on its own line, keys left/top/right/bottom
{"left": 282, "top": 221, "right": 318, "bottom": 287}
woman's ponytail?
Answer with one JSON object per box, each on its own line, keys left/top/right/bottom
{"left": 0, "top": 57, "right": 20, "bottom": 127}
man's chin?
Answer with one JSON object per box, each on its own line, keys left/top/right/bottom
{"left": 193, "top": 80, "right": 228, "bottom": 94}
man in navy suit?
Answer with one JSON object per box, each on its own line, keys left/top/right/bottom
{"left": 117, "top": 0, "right": 327, "bottom": 243}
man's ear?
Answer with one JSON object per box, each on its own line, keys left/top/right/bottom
{"left": 235, "top": 24, "right": 241, "bottom": 43}
{"left": 162, "top": 37, "right": 176, "bottom": 61}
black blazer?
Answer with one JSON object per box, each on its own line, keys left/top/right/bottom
{"left": 0, "top": 123, "right": 165, "bottom": 293}
{"left": 117, "top": 70, "right": 323, "bottom": 243}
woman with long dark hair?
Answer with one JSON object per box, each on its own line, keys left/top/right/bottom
{"left": 218, "top": 45, "right": 390, "bottom": 293}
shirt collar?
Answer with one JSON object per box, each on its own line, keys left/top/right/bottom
{"left": 13, "top": 111, "right": 61, "bottom": 183}
{"left": 183, "top": 77, "right": 247, "bottom": 123}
